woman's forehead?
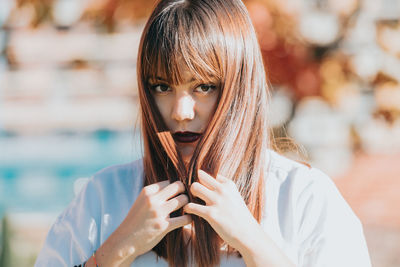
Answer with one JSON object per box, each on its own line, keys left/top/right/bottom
{"left": 149, "top": 72, "right": 208, "bottom": 86}
{"left": 144, "top": 43, "right": 222, "bottom": 85}
{"left": 150, "top": 66, "right": 218, "bottom": 85}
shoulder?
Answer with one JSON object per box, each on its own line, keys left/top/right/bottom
{"left": 265, "top": 149, "right": 332, "bottom": 196}
{"left": 92, "top": 158, "right": 144, "bottom": 183}
{"left": 88, "top": 158, "right": 145, "bottom": 196}
{"left": 35, "top": 159, "right": 146, "bottom": 266}
{"left": 56, "top": 158, "right": 144, "bottom": 217}
{"left": 54, "top": 158, "right": 144, "bottom": 227}
{"left": 263, "top": 149, "right": 363, "bottom": 244}
{"left": 265, "top": 149, "right": 353, "bottom": 220}
{"left": 264, "top": 150, "right": 371, "bottom": 266}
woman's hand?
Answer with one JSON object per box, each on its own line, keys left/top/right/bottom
{"left": 183, "top": 170, "right": 261, "bottom": 251}
{"left": 94, "top": 180, "right": 192, "bottom": 267}
{"left": 183, "top": 170, "right": 295, "bottom": 267}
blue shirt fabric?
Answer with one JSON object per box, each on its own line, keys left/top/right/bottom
{"left": 35, "top": 150, "right": 372, "bottom": 267}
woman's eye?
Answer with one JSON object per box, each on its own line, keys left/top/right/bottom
{"left": 151, "top": 84, "right": 170, "bottom": 93}
{"left": 196, "top": 84, "right": 217, "bottom": 93}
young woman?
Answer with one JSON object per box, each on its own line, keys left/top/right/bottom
{"left": 35, "top": 0, "right": 372, "bottom": 266}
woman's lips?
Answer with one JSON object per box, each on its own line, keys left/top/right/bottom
{"left": 173, "top": 131, "right": 202, "bottom": 143}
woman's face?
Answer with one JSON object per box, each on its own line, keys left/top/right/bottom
{"left": 149, "top": 69, "right": 219, "bottom": 163}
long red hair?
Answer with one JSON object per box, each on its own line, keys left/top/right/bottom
{"left": 137, "top": 0, "right": 271, "bottom": 266}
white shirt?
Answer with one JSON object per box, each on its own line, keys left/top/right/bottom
{"left": 35, "top": 150, "right": 372, "bottom": 267}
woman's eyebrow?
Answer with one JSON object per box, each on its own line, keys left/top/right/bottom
{"left": 151, "top": 76, "right": 199, "bottom": 84}
{"left": 147, "top": 77, "right": 167, "bottom": 84}
{"left": 147, "top": 77, "right": 166, "bottom": 82}
{"left": 184, "top": 77, "right": 197, "bottom": 84}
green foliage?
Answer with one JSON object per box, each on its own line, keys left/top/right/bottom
{"left": 0, "top": 215, "right": 11, "bottom": 267}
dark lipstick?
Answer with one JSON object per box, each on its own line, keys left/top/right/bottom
{"left": 173, "top": 131, "right": 202, "bottom": 143}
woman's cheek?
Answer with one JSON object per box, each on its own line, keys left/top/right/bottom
{"left": 155, "top": 97, "right": 172, "bottom": 123}
{"left": 196, "top": 97, "right": 217, "bottom": 117}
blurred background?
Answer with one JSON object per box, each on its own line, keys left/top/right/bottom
{"left": 0, "top": 0, "right": 399, "bottom": 266}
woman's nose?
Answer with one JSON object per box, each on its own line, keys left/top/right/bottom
{"left": 171, "top": 94, "right": 195, "bottom": 122}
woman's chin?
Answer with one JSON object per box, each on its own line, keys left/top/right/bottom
{"left": 182, "top": 154, "right": 192, "bottom": 165}
{"left": 176, "top": 140, "right": 198, "bottom": 163}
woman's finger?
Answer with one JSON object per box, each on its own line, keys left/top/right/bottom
{"left": 183, "top": 202, "right": 210, "bottom": 220}
{"left": 164, "top": 194, "right": 189, "bottom": 214}
{"left": 142, "top": 180, "right": 170, "bottom": 196}
{"left": 190, "top": 182, "right": 217, "bottom": 205}
{"left": 197, "top": 169, "right": 220, "bottom": 190}
{"left": 167, "top": 214, "right": 193, "bottom": 231}
{"left": 156, "top": 181, "right": 186, "bottom": 201}
{"left": 215, "top": 173, "right": 229, "bottom": 183}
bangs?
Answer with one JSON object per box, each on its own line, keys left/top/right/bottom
{"left": 141, "top": 2, "right": 224, "bottom": 85}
